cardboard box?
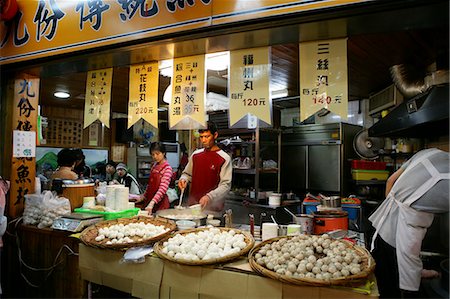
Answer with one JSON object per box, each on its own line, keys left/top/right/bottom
{"left": 79, "top": 244, "right": 379, "bottom": 299}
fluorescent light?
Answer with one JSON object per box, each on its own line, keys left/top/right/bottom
{"left": 271, "top": 89, "right": 288, "bottom": 99}
{"left": 159, "top": 59, "right": 173, "bottom": 77}
{"left": 54, "top": 91, "right": 70, "bottom": 99}
{"left": 163, "top": 84, "right": 172, "bottom": 104}
{"left": 206, "top": 51, "right": 229, "bottom": 71}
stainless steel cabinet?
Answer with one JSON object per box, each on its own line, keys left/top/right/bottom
{"left": 281, "top": 123, "right": 361, "bottom": 196}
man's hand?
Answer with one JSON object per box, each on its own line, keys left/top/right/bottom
{"left": 199, "top": 195, "right": 210, "bottom": 208}
{"left": 421, "top": 269, "right": 440, "bottom": 279}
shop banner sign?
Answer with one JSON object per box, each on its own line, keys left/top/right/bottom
{"left": 169, "top": 55, "right": 206, "bottom": 130}
{"left": 84, "top": 68, "right": 113, "bottom": 128}
{"left": 128, "top": 62, "right": 159, "bottom": 129}
{"left": 229, "top": 47, "right": 271, "bottom": 128}
{"left": 10, "top": 76, "right": 38, "bottom": 218}
{"left": 299, "top": 38, "right": 348, "bottom": 121}
{"left": 1, "top": 0, "right": 370, "bottom": 65}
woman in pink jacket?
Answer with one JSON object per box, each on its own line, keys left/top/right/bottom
{"left": 137, "top": 142, "right": 173, "bottom": 215}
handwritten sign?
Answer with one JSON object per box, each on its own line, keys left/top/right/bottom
{"left": 299, "top": 38, "right": 348, "bottom": 121}
{"left": 128, "top": 62, "right": 159, "bottom": 129}
{"left": 169, "top": 55, "right": 206, "bottom": 130}
{"left": 84, "top": 68, "right": 113, "bottom": 128}
{"left": 10, "top": 76, "right": 38, "bottom": 218}
{"left": 229, "top": 47, "right": 271, "bottom": 127}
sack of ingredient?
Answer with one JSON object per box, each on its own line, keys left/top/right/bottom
{"left": 23, "top": 193, "right": 44, "bottom": 225}
{"left": 37, "top": 191, "right": 71, "bottom": 228}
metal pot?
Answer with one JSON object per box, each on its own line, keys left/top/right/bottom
{"left": 319, "top": 194, "right": 341, "bottom": 208}
{"left": 155, "top": 208, "right": 207, "bottom": 227}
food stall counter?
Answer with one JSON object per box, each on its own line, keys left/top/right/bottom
{"left": 79, "top": 244, "right": 379, "bottom": 299}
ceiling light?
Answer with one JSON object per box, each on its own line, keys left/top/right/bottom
{"left": 206, "top": 51, "right": 229, "bottom": 71}
{"left": 159, "top": 59, "right": 173, "bottom": 77}
{"left": 54, "top": 91, "right": 70, "bottom": 99}
{"left": 271, "top": 89, "right": 288, "bottom": 99}
{"left": 163, "top": 84, "right": 172, "bottom": 104}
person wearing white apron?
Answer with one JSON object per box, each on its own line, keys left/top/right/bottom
{"left": 369, "top": 148, "right": 449, "bottom": 298}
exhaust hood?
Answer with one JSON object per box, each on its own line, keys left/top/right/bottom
{"left": 368, "top": 84, "right": 449, "bottom": 137}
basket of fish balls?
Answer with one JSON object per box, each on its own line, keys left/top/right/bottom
{"left": 80, "top": 216, "right": 176, "bottom": 250}
{"left": 154, "top": 227, "right": 255, "bottom": 265}
{"left": 248, "top": 234, "right": 375, "bottom": 286}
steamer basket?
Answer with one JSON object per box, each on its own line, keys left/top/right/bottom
{"left": 248, "top": 235, "right": 375, "bottom": 287}
{"left": 154, "top": 227, "right": 254, "bottom": 266}
{"left": 80, "top": 216, "right": 176, "bottom": 250}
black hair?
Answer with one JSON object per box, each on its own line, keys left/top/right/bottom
{"left": 57, "top": 148, "right": 77, "bottom": 167}
{"left": 180, "top": 142, "right": 187, "bottom": 153}
{"left": 106, "top": 160, "right": 117, "bottom": 168}
{"left": 150, "top": 142, "right": 167, "bottom": 154}
{"left": 198, "top": 121, "right": 218, "bottom": 134}
{"left": 72, "top": 148, "right": 85, "bottom": 160}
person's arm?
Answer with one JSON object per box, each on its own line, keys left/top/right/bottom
{"left": 179, "top": 152, "right": 194, "bottom": 190}
{"left": 385, "top": 167, "right": 405, "bottom": 197}
{"left": 149, "top": 165, "right": 172, "bottom": 208}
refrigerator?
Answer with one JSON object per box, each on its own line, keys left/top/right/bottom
{"left": 281, "top": 123, "right": 361, "bottom": 196}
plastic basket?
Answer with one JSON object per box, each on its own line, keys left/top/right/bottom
{"left": 351, "top": 160, "right": 387, "bottom": 170}
{"left": 351, "top": 169, "right": 389, "bottom": 181}
{"left": 342, "top": 204, "right": 360, "bottom": 220}
{"left": 302, "top": 201, "right": 320, "bottom": 214}
{"left": 74, "top": 207, "right": 140, "bottom": 220}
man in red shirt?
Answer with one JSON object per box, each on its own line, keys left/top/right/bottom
{"left": 178, "top": 122, "right": 232, "bottom": 215}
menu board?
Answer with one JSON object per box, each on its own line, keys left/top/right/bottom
{"left": 169, "top": 55, "right": 206, "bottom": 130}
{"left": 229, "top": 47, "right": 271, "bottom": 128}
{"left": 299, "top": 38, "right": 348, "bottom": 121}
{"left": 128, "top": 62, "right": 159, "bottom": 129}
{"left": 84, "top": 68, "right": 113, "bottom": 128}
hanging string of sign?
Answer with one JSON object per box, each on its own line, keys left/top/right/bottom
{"left": 299, "top": 38, "right": 348, "bottom": 122}
{"left": 229, "top": 46, "right": 272, "bottom": 128}
{"left": 128, "top": 62, "right": 159, "bottom": 129}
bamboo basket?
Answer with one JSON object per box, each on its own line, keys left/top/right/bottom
{"left": 248, "top": 235, "right": 375, "bottom": 287}
{"left": 80, "top": 216, "right": 176, "bottom": 250}
{"left": 154, "top": 227, "right": 255, "bottom": 266}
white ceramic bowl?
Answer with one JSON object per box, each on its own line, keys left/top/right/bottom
{"left": 207, "top": 219, "right": 221, "bottom": 227}
{"left": 176, "top": 220, "right": 196, "bottom": 230}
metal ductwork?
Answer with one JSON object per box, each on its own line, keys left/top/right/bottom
{"left": 369, "top": 64, "right": 449, "bottom": 138}
{"left": 390, "top": 64, "right": 449, "bottom": 99}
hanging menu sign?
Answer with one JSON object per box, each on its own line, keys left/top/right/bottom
{"left": 229, "top": 47, "right": 271, "bottom": 127}
{"left": 299, "top": 38, "right": 348, "bottom": 121}
{"left": 128, "top": 62, "right": 159, "bottom": 129}
{"left": 10, "top": 76, "right": 39, "bottom": 218}
{"left": 84, "top": 68, "right": 113, "bottom": 128}
{"left": 169, "top": 55, "right": 206, "bottom": 130}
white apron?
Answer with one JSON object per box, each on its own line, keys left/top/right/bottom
{"left": 369, "top": 148, "right": 449, "bottom": 291}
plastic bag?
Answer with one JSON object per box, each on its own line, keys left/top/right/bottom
{"left": 23, "top": 193, "right": 44, "bottom": 225}
{"left": 37, "top": 191, "right": 71, "bottom": 228}
{"left": 166, "top": 188, "right": 178, "bottom": 203}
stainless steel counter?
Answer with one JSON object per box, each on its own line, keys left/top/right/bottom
{"left": 224, "top": 196, "right": 301, "bottom": 226}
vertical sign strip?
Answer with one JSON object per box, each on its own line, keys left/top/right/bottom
{"left": 128, "top": 62, "right": 159, "bottom": 129}
{"left": 299, "top": 38, "right": 348, "bottom": 121}
{"left": 169, "top": 55, "right": 206, "bottom": 130}
{"left": 229, "top": 47, "right": 271, "bottom": 127}
{"left": 84, "top": 68, "right": 113, "bottom": 128}
{"left": 10, "top": 76, "right": 39, "bottom": 218}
